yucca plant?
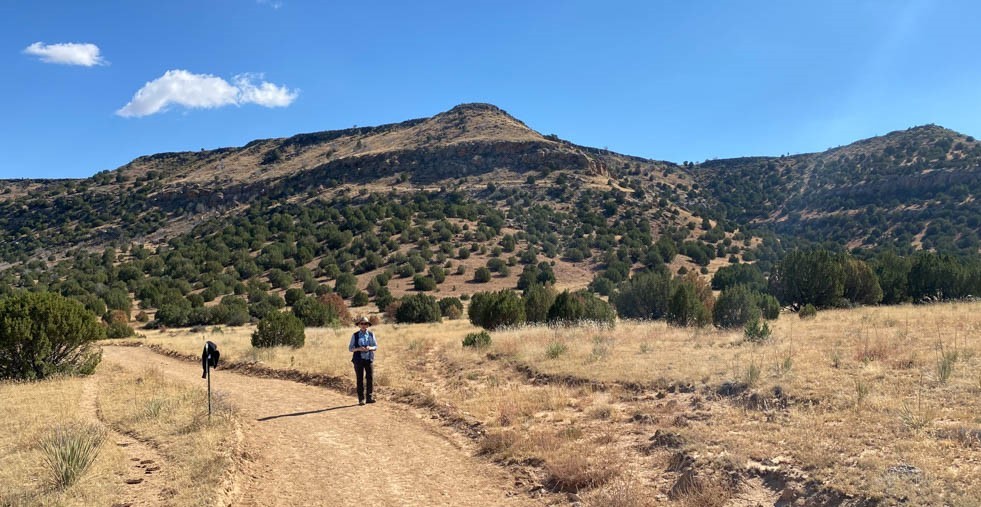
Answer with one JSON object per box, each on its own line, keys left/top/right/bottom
{"left": 40, "top": 423, "right": 107, "bottom": 489}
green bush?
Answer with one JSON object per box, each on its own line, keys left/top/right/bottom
{"left": 0, "top": 291, "right": 104, "bottom": 380}
{"left": 106, "top": 321, "right": 136, "bottom": 339}
{"left": 252, "top": 311, "right": 305, "bottom": 348}
{"left": 799, "top": 304, "right": 817, "bottom": 319}
{"left": 712, "top": 285, "right": 761, "bottom": 329}
{"left": 547, "top": 290, "right": 616, "bottom": 326}
{"left": 292, "top": 296, "right": 338, "bottom": 327}
{"left": 462, "top": 331, "right": 492, "bottom": 349}
{"left": 395, "top": 294, "right": 442, "bottom": 323}
{"left": 523, "top": 283, "right": 556, "bottom": 323}
{"left": 744, "top": 317, "right": 772, "bottom": 342}
{"left": 351, "top": 290, "right": 370, "bottom": 307}
{"left": 473, "top": 267, "right": 492, "bottom": 283}
{"left": 758, "top": 293, "right": 781, "bottom": 320}
{"left": 413, "top": 275, "right": 437, "bottom": 291}
{"left": 666, "top": 283, "right": 710, "bottom": 327}
{"left": 468, "top": 290, "right": 526, "bottom": 330}
{"left": 284, "top": 288, "right": 305, "bottom": 306}
{"left": 611, "top": 270, "right": 673, "bottom": 320}
{"left": 438, "top": 297, "right": 463, "bottom": 319}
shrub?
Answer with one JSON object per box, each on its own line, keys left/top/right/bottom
{"left": 523, "top": 283, "right": 556, "bottom": 323}
{"left": 40, "top": 423, "right": 107, "bottom": 489}
{"left": 413, "top": 275, "right": 437, "bottom": 291}
{"left": 106, "top": 321, "right": 136, "bottom": 339}
{"left": 744, "top": 316, "right": 772, "bottom": 342}
{"left": 666, "top": 283, "right": 710, "bottom": 327}
{"left": 292, "top": 296, "right": 338, "bottom": 327}
{"left": 712, "top": 285, "right": 761, "bottom": 329}
{"left": 758, "top": 293, "right": 780, "bottom": 320}
{"left": 612, "top": 270, "right": 672, "bottom": 320}
{"left": 473, "top": 267, "right": 492, "bottom": 283}
{"left": 318, "top": 293, "right": 352, "bottom": 325}
{"left": 373, "top": 287, "right": 394, "bottom": 311}
{"left": 438, "top": 297, "right": 463, "bottom": 319}
{"left": 429, "top": 266, "right": 447, "bottom": 284}
{"left": 252, "top": 311, "right": 305, "bottom": 348}
{"left": 468, "top": 290, "right": 526, "bottom": 330}
{"left": 334, "top": 273, "right": 359, "bottom": 298}
{"left": 462, "top": 331, "right": 492, "bottom": 349}
{"left": 395, "top": 294, "right": 442, "bottom": 323}
{"left": 547, "top": 290, "right": 616, "bottom": 326}
{"left": 0, "top": 291, "right": 104, "bottom": 380}
{"left": 284, "top": 288, "right": 306, "bottom": 306}
{"left": 351, "top": 290, "right": 370, "bottom": 307}
{"left": 799, "top": 304, "right": 817, "bottom": 319}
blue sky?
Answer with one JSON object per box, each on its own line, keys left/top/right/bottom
{"left": 3, "top": 0, "right": 980, "bottom": 179}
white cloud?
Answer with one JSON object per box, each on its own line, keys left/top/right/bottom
{"left": 23, "top": 42, "right": 107, "bottom": 66}
{"left": 116, "top": 70, "right": 299, "bottom": 118}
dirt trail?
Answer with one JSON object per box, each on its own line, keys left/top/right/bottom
{"left": 81, "top": 375, "right": 174, "bottom": 506}
{"left": 100, "top": 346, "right": 538, "bottom": 507}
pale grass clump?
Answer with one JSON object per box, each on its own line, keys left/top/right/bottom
{"left": 543, "top": 444, "right": 620, "bottom": 493}
{"left": 39, "top": 422, "right": 107, "bottom": 489}
{"left": 580, "top": 476, "right": 651, "bottom": 507}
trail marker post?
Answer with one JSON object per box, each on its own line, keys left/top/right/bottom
{"left": 201, "top": 341, "right": 220, "bottom": 419}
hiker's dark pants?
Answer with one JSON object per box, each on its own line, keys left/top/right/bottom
{"left": 353, "top": 357, "right": 373, "bottom": 401}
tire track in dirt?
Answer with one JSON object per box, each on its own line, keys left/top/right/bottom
{"left": 100, "top": 346, "right": 539, "bottom": 507}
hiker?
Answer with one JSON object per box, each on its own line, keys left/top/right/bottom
{"left": 348, "top": 316, "right": 378, "bottom": 405}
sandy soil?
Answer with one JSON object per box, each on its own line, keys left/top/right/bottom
{"left": 99, "top": 346, "right": 539, "bottom": 507}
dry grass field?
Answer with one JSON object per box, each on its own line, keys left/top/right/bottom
{"left": 0, "top": 361, "right": 240, "bottom": 506}
{"left": 3, "top": 301, "right": 979, "bottom": 505}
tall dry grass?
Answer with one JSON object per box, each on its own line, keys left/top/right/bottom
{"left": 128, "top": 302, "right": 981, "bottom": 504}
{"left": 96, "top": 363, "right": 240, "bottom": 505}
{"left": 0, "top": 377, "right": 127, "bottom": 506}
{"left": 0, "top": 363, "right": 241, "bottom": 506}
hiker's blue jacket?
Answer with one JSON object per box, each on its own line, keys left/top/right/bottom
{"left": 349, "top": 330, "right": 377, "bottom": 362}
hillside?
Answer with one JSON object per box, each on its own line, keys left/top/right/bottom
{"left": 0, "top": 103, "right": 704, "bottom": 264}
{"left": 696, "top": 124, "right": 981, "bottom": 253}
{"left": 1, "top": 105, "right": 980, "bottom": 325}
{"left": 0, "top": 104, "right": 740, "bottom": 325}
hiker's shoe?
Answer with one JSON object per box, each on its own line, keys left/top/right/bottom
{"left": 366, "top": 397, "right": 376, "bottom": 404}
{"left": 358, "top": 399, "right": 365, "bottom": 406}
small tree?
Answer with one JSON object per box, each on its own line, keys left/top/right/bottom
{"left": 666, "top": 284, "right": 710, "bottom": 327}
{"left": 292, "top": 296, "right": 338, "bottom": 327}
{"left": 523, "top": 283, "right": 556, "bottom": 323}
{"left": 0, "top": 291, "right": 104, "bottom": 380}
{"left": 469, "top": 290, "right": 526, "bottom": 330}
{"left": 712, "top": 285, "right": 761, "bottom": 329}
{"left": 462, "top": 331, "right": 492, "bottom": 349}
{"left": 438, "top": 297, "right": 463, "bottom": 319}
{"left": 252, "top": 311, "right": 305, "bottom": 348}
{"left": 413, "top": 275, "right": 437, "bottom": 291}
{"left": 473, "top": 267, "right": 492, "bottom": 283}
{"left": 396, "top": 294, "right": 442, "bottom": 323}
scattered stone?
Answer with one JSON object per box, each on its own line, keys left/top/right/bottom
{"left": 124, "top": 478, "right": 143, "bottom": 485}
{"left": 887, "top": 463, "right": 922, "bottom": 477}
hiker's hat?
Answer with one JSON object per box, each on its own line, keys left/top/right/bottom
{"left": 355, "top": 316, "right": 371, "bottom": 325}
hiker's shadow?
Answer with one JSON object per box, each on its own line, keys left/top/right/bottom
{"left": 257, "top": 404, "right": 360, "bottom": 422}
